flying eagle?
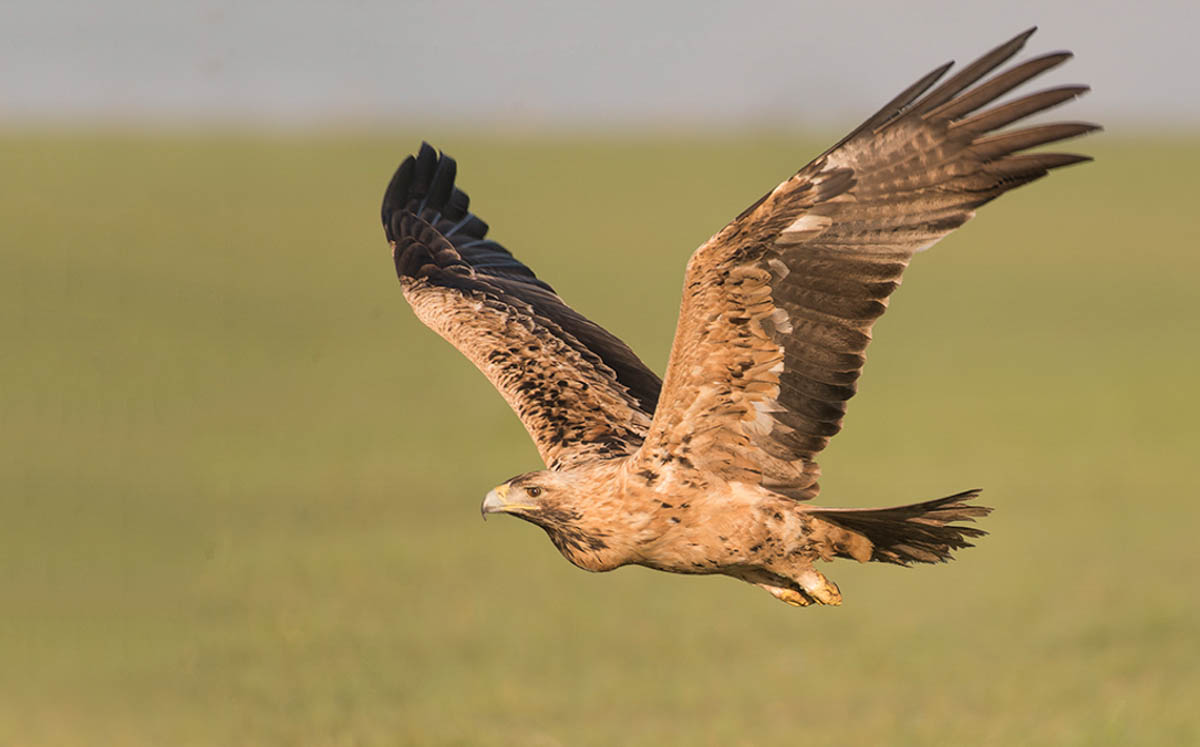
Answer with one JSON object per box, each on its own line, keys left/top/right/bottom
{"left": 382, "top": 29, "right": 1095, "bottom": 606}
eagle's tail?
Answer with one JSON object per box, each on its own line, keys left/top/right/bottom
{"left": 807, "top": 489, "right": 991, "bottom": 565}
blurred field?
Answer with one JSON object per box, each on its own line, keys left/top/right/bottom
{"left": 1, "top": 129, "right": 1197, "bottom": 745}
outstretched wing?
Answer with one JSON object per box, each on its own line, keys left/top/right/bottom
{"left": 634, "top": 28, "right": 1097, "bottom": 499}
{"left": 384, "top": 144, "right": 662, "bottom": 470}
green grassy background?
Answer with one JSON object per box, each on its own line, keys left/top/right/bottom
{"left": 2, "top": 130, "right": 1197, "bottom": 745}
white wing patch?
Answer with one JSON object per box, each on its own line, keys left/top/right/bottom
{"left": 766, "top": 257, "right": 790, "bottom": 280}
{"left": 783, "top": 212, "right": 832, "bottom": 235}
{"left": 778, "top": 212, "right": 833, "bottom": 245}
{"left": 768, "top": 308, "right": 793, "bottom": 335}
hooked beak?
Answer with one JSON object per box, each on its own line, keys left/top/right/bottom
{"left": 481, "top": 483, "right": 538, "bottom": 521}
{"left": 481, "top": 483, "right": 511, "bottom": 521}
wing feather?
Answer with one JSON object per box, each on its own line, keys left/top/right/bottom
{"left": 633, "top": 29, "right": 1098, "bottom": 499}
{"left": 384, "top": 144, "right": 662, "bottom": 469}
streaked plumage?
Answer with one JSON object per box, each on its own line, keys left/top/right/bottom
{"left": 382, "top": 29, "right": 1096, "bottom": 606}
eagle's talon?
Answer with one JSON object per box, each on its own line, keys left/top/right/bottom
{"left": 759, "top": 584, "right": 814, "bottom": 607}
{"left": 799, "top": 569, "right": 843, "bottom": 606}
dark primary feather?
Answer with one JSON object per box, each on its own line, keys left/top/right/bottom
{"left": 383, "top": 144, "right": 662, "bottom": 468}
{"left": 636, "top": 28, "right": 1098, "bottom": 500}
{"left": 383, "top": 143, "right": 552, "bottom": 291}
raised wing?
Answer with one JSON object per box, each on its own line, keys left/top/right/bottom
{"left": 384, "top": 144, "right": 662, "bottom": 470}
{"left": 634, "top": 28, "right": 1097, "bottom": 499}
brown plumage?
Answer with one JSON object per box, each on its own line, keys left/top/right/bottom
{"left": 382, "top": 29, "right": 1096, "bottom": 606}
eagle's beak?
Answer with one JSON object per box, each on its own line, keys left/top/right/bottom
{"left": 481, "top": 483, "right": 539, "bottom": 521}
{"left": 481, "top": 483, "right": 510, "bottom": 521}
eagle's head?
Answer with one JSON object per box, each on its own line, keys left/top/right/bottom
{"left": 481, "top": 470, "right": 579, "bottom": 524}
{"left": 481, "top": 470, "right": 613, "bottom": 570}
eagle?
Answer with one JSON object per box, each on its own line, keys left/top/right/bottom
{"left": 382, "top": 28, "right": 1095, "bottom": 607}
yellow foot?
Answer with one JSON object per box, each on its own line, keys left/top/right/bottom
{"left": 750, "top": 570, "right": 843, "bottom": 607}
{"left": 798, "top": 569, "right": 842, "bottom": 606}
{"left": 762, "top": 585, "right": 812, "bottom": 607}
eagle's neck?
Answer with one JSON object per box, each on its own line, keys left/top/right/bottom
{"left": 537, "top": 458, "right": 653, "bottom": 572}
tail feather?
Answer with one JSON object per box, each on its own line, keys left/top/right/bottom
{"left": 808, "top": 489, "right": 991, "bottom": 566}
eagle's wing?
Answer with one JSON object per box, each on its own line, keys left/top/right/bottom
{"left": 384, "top": 144, "right": 662, "bottom": 470}
{"left": 633, "top": 28, "right": 1097, "bottom": 499}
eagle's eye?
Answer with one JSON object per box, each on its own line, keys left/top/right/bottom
{"left": 525, "top": 486, "right": 542, "bottom": 498}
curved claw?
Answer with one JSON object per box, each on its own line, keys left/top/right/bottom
{"left": 798, "top": 569, "right": 842, "bottom": 606}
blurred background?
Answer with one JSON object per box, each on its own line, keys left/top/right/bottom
{"left": 3, "top": 1, "right": 1197, "bottom": 744}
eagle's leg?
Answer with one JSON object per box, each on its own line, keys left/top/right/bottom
{"left": 758, "top": 583, "right": 814, "bottom": 607}
{"left": 733, "top": 568, "right": 839, "bottom": 607}
{"left": 795, "top": 567, "right": 842, "bottom": 606}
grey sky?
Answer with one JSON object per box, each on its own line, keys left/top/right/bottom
{"left": 2, "top": 0, "right": 1195, "bottom": 130}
